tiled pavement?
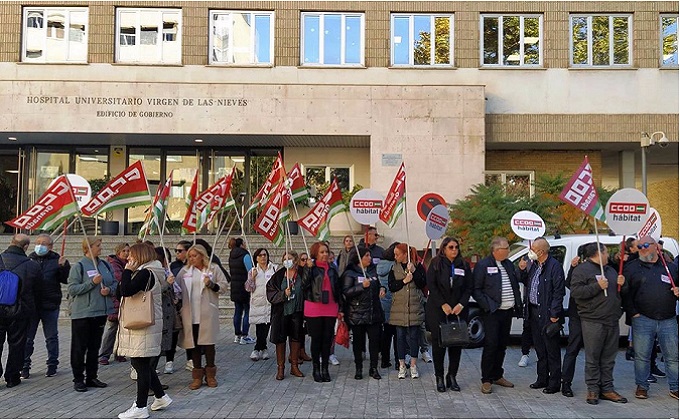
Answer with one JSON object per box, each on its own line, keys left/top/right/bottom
{"left": 0, "top": 321, "right": 677, "bottom": 419}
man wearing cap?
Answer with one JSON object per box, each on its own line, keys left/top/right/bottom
{"left": 570, "top": 243, "right": 627, "bottom": 405}
{"left": 623, "top": 235, "right": 679, "bottom": 401}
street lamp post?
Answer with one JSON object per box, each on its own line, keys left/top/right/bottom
{"left": 640, "top": 131, "right": 668, "bottom": 196}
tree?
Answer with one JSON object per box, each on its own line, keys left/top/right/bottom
{"left": 572, "top": 16, "right": 630, "bottom": 65}
{"left": 413, "top": 17, "right": 450, "bottom": 65}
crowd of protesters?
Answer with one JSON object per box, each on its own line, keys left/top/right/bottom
{"left": 0, "top": 230, "right": 677, "bottom": 419}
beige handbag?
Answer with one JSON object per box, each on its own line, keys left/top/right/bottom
{"left": 120, "top": 271, "right": 155, "bottom": 330}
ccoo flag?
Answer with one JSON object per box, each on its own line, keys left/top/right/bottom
{"left": 298, "top": 178, "right": 345, "bottom": 241}
{"left": 181, "top": 169, "right": 200, "bottom": 234}
{"left": 139, "top": 170, "right": 174, "bottom": 237}
{"left": 244, "top": 154, "right": 285, "bottom": 217}
{"left": 195, "top": 168, "right": 236, "bottom": 231}
{"left": 379, "top": 162, "right": 406, "bottom": 228}
{"left": 253, "top": 181, "right": 288, "bottom": 246}
{"left": 7, "top": 175, "right": 79, "bottom": 231}
{"left": 558, "top": 156, "right": 606, "bottom": 223}
{"left": 81, "top": 161, "right": 151, "bottom": 217}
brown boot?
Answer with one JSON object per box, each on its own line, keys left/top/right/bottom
{"left": 189, "top": 368, "right": 204, "bottom": 390}
{"left": 275, "top": 343, "right": 286, "bottom": 380}
{"left": 204, "top": 366, "right": 218, "bottom": 388}
{"left": 299, "top": 342, "right": 312, "bottom": 362}
{"left": 289, "top": 341, "right": 305, "bottom": 377}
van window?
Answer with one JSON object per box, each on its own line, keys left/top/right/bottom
{"left": 549, "top": 246, "right": 567, "bottom": 266}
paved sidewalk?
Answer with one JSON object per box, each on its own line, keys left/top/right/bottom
{"left": 0, "top": 321, "right": 677, "bottom": 419}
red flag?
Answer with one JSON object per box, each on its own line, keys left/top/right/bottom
{"left": 298, "top": 178, "right": 345, "bottom": 240}
{"left": 181, "top": 170, "right": 200, "bottom": 234}
{"left": 558, "top": 156, "right": 606, "bottom": 223}
{"left": 195, "top": 169, "right": 236, "bottom": 230}
{"left": 244, "top": 153, "right": 285, "bottom": 216}
{"left": 379, "top": 162, "right": 406, "bottom": 228}
{"left": 7, "top": 175, "right": 79, "bottom": 231}
{"left": 81, "top": 161, "right": 151, "bottom": 217}
{"left": 253, "top": 181, "right": 287, "bottom": 246}
{"left": 139, "top": 170, "right": 173, "bottom": 237}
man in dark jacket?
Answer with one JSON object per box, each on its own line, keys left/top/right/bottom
{"left": 22, "top": 234, "right": 70, "bottom": 379}
{"left": 571, "top": 242, "right": 628, "bottom": 405}
{"left": 358, "top": 227, "right": 384, "bottom": 264}
{"left": 472, "top": 236, "right": 522, "bottom": 394}
{"left": 518, "top": 237, "right": 565, "bottom": 394}
{"left": 0, "top": 234, "right": 42, "bottom": 387}
{"left": 623, "top": 235, "right": 679, "bottom": 401}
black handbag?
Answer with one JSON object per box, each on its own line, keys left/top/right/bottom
{"left": 438, "top": 316, "right": 470, "bottom": 348}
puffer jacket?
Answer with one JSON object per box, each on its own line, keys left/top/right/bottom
{"left": 388, "top": 262, "right": 426, "bottom": 327}
{"left": 249, "top": 262, "right": 277, "bottom": 324}
{"left": 342, "top": 263, "right": 384, "bottom": 326}
{"left": 114, "top": 261, "right": 164, "bottom": 358}
{"left": 376, "top": 259, "right": 394, "bottom": 323}
{"left": 28, "top": 250, "right": 69, "bottom": 311}
{"left": 229, "top": 247, "right": 251, "bottom": 304}
{"left": 67, "top": 257, "right": 117, "bottom": 320}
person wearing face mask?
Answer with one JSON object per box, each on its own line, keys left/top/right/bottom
{"left": 518, "top": 237, "right": 565, "bottom": 395}
{"left": 266, "top": 251, "right": 306, "bottom": 380}
{"left": 623, "top": 236, "right": 679, "bottom": 401}
{"left": 570, "top": 242, "right": 628, "bottom": 405}
{"left": 22, "top": 233, "right": 70, "bottom": 379}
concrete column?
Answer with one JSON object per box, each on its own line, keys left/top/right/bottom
{"left": 618, "top": 150, "right": 636, "bottom": 188}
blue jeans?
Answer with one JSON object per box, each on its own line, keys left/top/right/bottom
{"left": 396, "top": 326, "right": 420, "bottom": 360}
{"left": 233, "top": 302, "right": 250, "bottom": 337}
{"left": 633, "top": 315, "right": 679, "bottom": 392}
{"left": 24, "top": 309, "right": 60, "bottom": 369}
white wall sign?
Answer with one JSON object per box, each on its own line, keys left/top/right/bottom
{"left": 350, "top": 189, "right": 384, "bottom": 225}
{"left": 510, "top": 210, "right": 546, "bottom": 240}
{"left": 605, "top": 188, "right": 650, "bottom": 235}
{"left": 381, "top": 153, "right": 402, "bottom": 167}
{"left": 425, "top": 204, "right": 450, "bottom": 240}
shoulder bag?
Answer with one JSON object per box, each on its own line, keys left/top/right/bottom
{"left": 120, "top": 270, "right": 155, "bottom": 330}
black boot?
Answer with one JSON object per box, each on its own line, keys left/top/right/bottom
{"left": 561, "top": 382, "right": 574, "bottom": 397}
{"left": 354, "top": 364, "right": 363, "bottom": 380}
{"left": 321, "top": 361, "right": 331, "bottom": 382}
{"left": 436, "top": 375, "right": 446, "bottom": 392}
{"left": 312, "top": 362, "right": 322, "bottom": 383}
{"left": 369, "top": 367, "right": 381, "bottom": 380}
{"left": 446, "top": 373, "right": 460, "bottom": 391}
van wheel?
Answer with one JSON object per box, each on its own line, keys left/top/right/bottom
{"left": 467, "top": 308, "right": 485, "bottom": 348}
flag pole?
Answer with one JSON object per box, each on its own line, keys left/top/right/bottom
{"left": 59, "top": 218, "right": 68, "bottom": 256}
{"left": 209, "top": 208, "right": 232, "bottom": 267}
{"left": 656, "top": 247, "right": 677, "bottom": 288}
{"left": 402, "top": 167, "right": 411, "bottom": 265}
{"left": 593, "top": 216, "right": 607, "bottom": 297}
{"left": 76, "top": 213, "right": 100, "bottom": 277}
{"left": 343, "top": 211, "right": 367, "bottom": 279}
{"left": 52, "top": 217, "right": 78, "bottom": 245}
{"left": 216, "top": 209, "right": 238, "bottom": 259}
{"left": 286, "top": 187, "right": 309, "bottom": 256}
{"left": 229, "top": 191, "right": 251, "bottom": 252}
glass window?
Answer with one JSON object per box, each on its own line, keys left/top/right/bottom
{"left": 391, "top": 14, "right": 453, "bottom": 66}
{"left": 480, "top": 14, "right": 542, "bottom": 66}
{"left": 304, "top": 165, "right": 352, "bottom": 200}
{"left": 484, "top": 171, "right": 535, "bottom": 197}
{"left": 570, "top": 14, "right": 632, "bottom": 67}
{"left": 661, "top": 15, "right": 678, "bottom": 67}
{"left": 209, "top": 11, "right": 274, "bottom": 65}
{"left": 115, "top": 8, "right": 181, "bottom": 64}
{"left": 301, "top": 12, "right": 364, "bottom": 66}
{"left": 22, "top": 7, "right": 88, "bottom": 62}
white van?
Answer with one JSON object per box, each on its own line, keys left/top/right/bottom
{"left": 464, "top": 234, "right": 679, "bottom": 348}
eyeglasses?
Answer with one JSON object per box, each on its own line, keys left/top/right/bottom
{"left": 639, "top": 243, "right": 654, "bottom": 249}
{"left": 446, "top": 245, "right": 458, "bottom": 250}
{"left": 300, "top": 257, "right": 308, "bottom": 261}
{"left": 174, "top": 249, "right": 185, "bottom": 253}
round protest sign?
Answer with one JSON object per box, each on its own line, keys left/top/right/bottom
{"left": 349, "top": 189, "right": 384, "bottom": 225}
{"left": 637, "top": 207, "right": 662, "bottom": 242}
{"left": 417, "top": 193, "right": 446, "bottom": 221}
{"left": 510, "top": 210, "right": 546, "bottom": 240}
{"left": 425, "top": 204, "right": 450, "bottom": 240}
{"left": 58, "top": 174, "right": 91, "bottom": 209}
{"left": 605, "top": 188, "right": 650, "bottom": 235}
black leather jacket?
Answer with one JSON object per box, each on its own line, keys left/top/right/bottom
{"left": 302, "top": 264, "right": 342, "bottom": 306}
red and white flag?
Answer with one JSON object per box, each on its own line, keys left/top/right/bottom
{"left": 81, "top": 161, "right": 151, "bottom": 217}
{"left": 379, "top": 162, "right": 406, "bottom": 228}
{"left": 244, "top": 154, "right": 285, "bottom": 217}
{"left": 253, "top": 181, "right": 288, "bottom": 246}
{"left": 195, "top": 168, "right": 236, "bottom": 231}
{"left": 181, "top": 170, "right": 200, "bottom": 234}
{"left": 7, "top": 175, "right": 79, "bottom": 231}
{"left": 139, "top": 170, "right": 174, "bottom": 237}
{"left": 298, "top": 178, "right": 345, "bottom": 241}
{"left": 558, "top": 156, "right": 606, "bottom": 223}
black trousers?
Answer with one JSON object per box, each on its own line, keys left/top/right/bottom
{"left": 480, "top": 308, "right": 513, "bottom": 383}
{"left": 380, "top": 323, "right": 398, "bottom": 364}
{"left": 529, "top": 305, "right": 562, "bottom": 389}
{"left": 581, "top": 320, "right": 619, "bottom": 393}
{"left": 255, "top": 323, "right": 271, "bottom": 351}
{"left": 70, "top": 316, "right": 106, "bottom": 383}
{"left": 521, "top": 316, "right": 533, "bottom": 355}
{"left": 432, "top": 344, "right": 462, "bottom": 378}
{"left": 130, "top": 357, "right": 164, "bottom": 408}
{"left": 306, "top": 316, "right": 335, "bottom": 367}
{"left": 351, "top": 323, "right": 381, "bottom": 369}
{"left": 561, "top": 313, "right": 583, "bottom": 384}
{"left": 0, "top": 317, "right": 28, "bottom": 382}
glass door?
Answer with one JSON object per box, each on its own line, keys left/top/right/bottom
{"left": 0, "top": 149, "right": 21, "bottom": 233}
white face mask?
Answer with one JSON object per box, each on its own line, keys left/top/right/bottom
{"left": 527, "top": 250, "right": 538, "bottom": 261}
{"left": 34, "top": 244, "right": 49, "bottom": 256}
{"left": 283, "top": 259, "right": 295, "bottom": 269}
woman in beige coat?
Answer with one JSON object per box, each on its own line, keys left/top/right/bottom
{"left": 176, "top": 244, "right": 228, "bottom": 390}
{"left": 116, "top": 243, "right": 172, "bottom": 419}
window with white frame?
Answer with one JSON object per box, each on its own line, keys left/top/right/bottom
{"left": 22, "top": 7, "right": 88, "bottom": 62}
{"left": 304, "top": 166, "right": 351, "bottom": 200}
{"left": 391, "top": 14, "right": 453, "bottom": 66}
{"left": 570, "top": 14, "right": 632, "bottom": 66}
{"left": 301, "top": 12, "right": 364, "bottom": 66}
{"left": 116, "top": 8, "right": 181, "bottom": 64}
{"left": 481, "top": 14, "right": 542, "bottom": 66}
{"left": 485, "top": 171, "right": 535, "bottom": 197}
{"left": 209, "top": 10, "right": 274, "bottom": 65}
{"left": 661, "top": 15, "right": 678, "bottom": 67}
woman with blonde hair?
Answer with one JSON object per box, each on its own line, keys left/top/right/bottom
{"left": 116, "top": 243, "right": 172, "bottom": 419}
{"left": 176, "top": 244, "right": 228, "bottom": 390}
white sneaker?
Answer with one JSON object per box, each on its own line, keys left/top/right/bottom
{"left": 261, "top": 349, "right": 270, "bottom": 360}
{"left": 150, "top": 394, "right": 173, "bottom": 411}
{"left": 185, "top": 360, "right": 194, "bottom": 371}
{"left": 164, "top": 361, "right": 173, "bottom": 374}
{"left": 250, "top": 350, "right": 261, "bottom": 361}
{"left": 234, "top": 335, "right": 241, "bottom": 343}
{"left": 130, "top": 367, "right": 137, "bottom": 381}
{"left": 398, "top": 365, "right": 407, "bottom": 379}
{"left": 410, "top": 365, "right": 419, "bottom": 379}
{"left": 329, "top": 354, "right": 340, "bottom": 365}
{"left": 118, "top": 403, "right": 149, "bottom": 419}
{"left": 240, "top": 336, "right": 256, "bottom": 345}
{"left": 420, "top": 350, "right": 432, "bottom": 363}
{"left": 518, "top": 354, "right": 529, "bottom": 367}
